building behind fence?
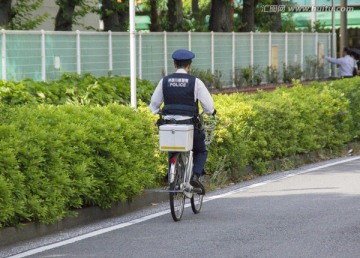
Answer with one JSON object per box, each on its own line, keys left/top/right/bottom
{"left": 0, "top": 30, "right": 334, "bottom": 86}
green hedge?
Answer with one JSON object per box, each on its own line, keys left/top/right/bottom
{"left": 1, "top": 76, "right": 360, "bottom": 228}
{"left": 324, "top": 78, "right": 360, "bottom": 140}
{"left": 0, "top": 73, "right": 154, "bottom": 106}
{"left": 206, "top": 78, "right": 357, "bottom": 176}
{"left": 0, "top": 103, "right": 162, "bottom": 227}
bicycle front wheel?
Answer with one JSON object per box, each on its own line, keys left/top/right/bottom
{"left": 169, "top": 154, "right": 185, "bottom": 221}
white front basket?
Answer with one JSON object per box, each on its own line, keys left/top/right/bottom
{"left": 159, "top": 124, "right": 194, "bottom": 152}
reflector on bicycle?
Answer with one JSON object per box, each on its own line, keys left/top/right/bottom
{"left": 159, "top": 124, "right": 194, "bottom": 152}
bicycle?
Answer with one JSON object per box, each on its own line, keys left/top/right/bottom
{"left": 158, "top": 112, "right": 217, "bottom": 221}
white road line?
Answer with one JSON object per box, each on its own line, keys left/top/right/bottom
{"left": 8, "top": 156, "right": 360, "bottom": 258}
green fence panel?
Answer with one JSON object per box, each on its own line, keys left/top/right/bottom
{"left": 45, "top": 33, "right": 77, "bottom": 81}
{"left": 139, "top": 33, "right": 164, "bottom": 84}
{"left": 191, "top": 33, "right": 212, "bottom": 72}
{"left": 0, "top": 31, "right": 332, "bottom": 85}
{"left": 6, "top": 33, "right": 42, "bottom": 81}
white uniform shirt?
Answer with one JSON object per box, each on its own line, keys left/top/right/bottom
{"left": 325, "top": 55, "right": 358, "bottom": 77}
{"left": 150, "top": 68, "right": 215, "bottom": 120}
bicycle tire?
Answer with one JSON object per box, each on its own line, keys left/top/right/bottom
{"left": 191, "top": 191, "right": 203, "bottom": 214}
{"left": 169, "top": 154, "right": 185, "bottom": 221}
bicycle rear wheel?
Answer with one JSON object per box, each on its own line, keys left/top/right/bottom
{"left": 169, "top": 154, "right": 185, "bottom": 221}
{"left": 191, "top": 191, "right": 203, "bottom": 214}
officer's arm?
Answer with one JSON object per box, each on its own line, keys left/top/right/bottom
{"left": 149, "top": 80, "right": 164, "bottom": 114}
{"left": 195, "top": 78, "right": 215, "bottom": 115}
{"left": 325, "top": 56, "right": 341, "bottom": 65}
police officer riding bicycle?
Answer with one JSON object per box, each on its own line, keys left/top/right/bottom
{"left": 150, "top": 49, "right": 216, "bottom": 194}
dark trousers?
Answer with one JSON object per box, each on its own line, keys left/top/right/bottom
{"left": 192, "top": 128, "right": 208, "bottom": 175}
{"left": 168, "top": 127, "right": 208, "bottom": 176}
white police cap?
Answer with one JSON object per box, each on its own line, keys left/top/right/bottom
{"left": 172, "top": 49, "right": 195, "bottom": 61}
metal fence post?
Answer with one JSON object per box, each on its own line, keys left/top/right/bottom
{"left": 139, "top": 32, "right": 142, "bottom": 79}
{"left": 285, "top": 32, "right": 288, "bottom": 67}
{"left": 211, "top": 31, "right": 214, "bottom": 74}
{"left": 108, "top": 30, "right": 113, "bottom": 73}
{"left": 250, "top": 31, "right": 254, "bottom": 67}
{"left": 301, "top": 32, "right": 304, "bottom": 79}
{"left": 41, "top": 30, "right": 46, "bottom": 81}
{"left": 1, "top": 29, "right": 6, "bottom": 81}
{"left": 328, "top": 32, "right": 331, "bottom": 77}
{"left": 76, "top": 30, "right": 81, "bottom": 75}
{"left": 315, "top": 32, "right": 318, "bottom": 57}
{"left": 268, "top": 32, "right": 272, "bottom": 68}
{"left": 188, "top": 31, "right": 191, "bottom": 50}
{"left": 315, "top": 32, "right": 318, "bottom": 79}
{"left": 232, "top": 31, "right": 235, "bottom": 87}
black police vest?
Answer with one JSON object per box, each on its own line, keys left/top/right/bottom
{"left": 162, "top": 73, "right": 199, "bottom": 117}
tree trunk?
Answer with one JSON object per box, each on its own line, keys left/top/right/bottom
{"left": 167, "top": 0, "right": 183, "bottom": 31}
{"left": 101, "top": 0, "right": 122, "bottom": 31}
{"left": 0, "top": 0, "right": 11, "bottom": 28}
{"left": 192, "top": 0, "right": 199, "bottom": 18}
{"left": 117, "top": 0, "right": 129, "bottom": 31}
{"left": 149, "top": 0, "right": 160, "bottom": 32}
{"left": 209, "top": 0, "right": 232, "bottom": 32}
{"left": 55, "top": 0, "right": 77, "bottom": 31}
{"left": 269, "top": 0, "right": 282, "bottom": 31}
{"left": 241, "top": 0, "right": 254, "bottom": 32}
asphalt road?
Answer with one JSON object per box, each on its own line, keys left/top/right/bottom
{"left": 2, "top": 156, "right": 360, "bottom": 258}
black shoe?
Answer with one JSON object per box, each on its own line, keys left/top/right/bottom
{"left": 190, "top": 173, "right": 205, "bottom": 195}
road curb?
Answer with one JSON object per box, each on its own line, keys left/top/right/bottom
{"left": 0, "top": 191, "right": 168, "bottom": 247}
